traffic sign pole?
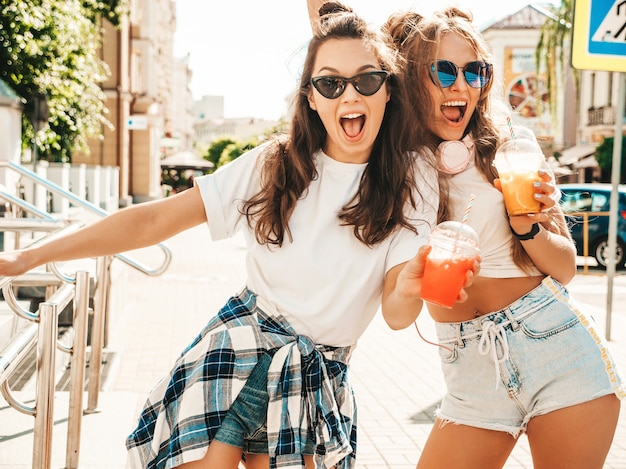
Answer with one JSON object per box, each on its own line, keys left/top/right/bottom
{"left": 606, "top": 72, "right": 625, "bottom": 340}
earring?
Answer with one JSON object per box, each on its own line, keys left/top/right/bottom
{"left": 437, "top": 134, "right": 474, "bottom": 174}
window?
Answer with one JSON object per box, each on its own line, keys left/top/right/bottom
{"left": 591, "top": 193, "right": 608, "bottom": 212}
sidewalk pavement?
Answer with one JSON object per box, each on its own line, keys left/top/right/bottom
{"left": 1, "top": 225, "right": 625, "bottom": 468}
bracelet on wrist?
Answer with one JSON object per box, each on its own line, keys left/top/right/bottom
{"left": 511, "top": 223, "right": 540, "bottom": 240}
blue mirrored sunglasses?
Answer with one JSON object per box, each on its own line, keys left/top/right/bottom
{"left": 429, "top": 60, "right": 493, "bottom": 89}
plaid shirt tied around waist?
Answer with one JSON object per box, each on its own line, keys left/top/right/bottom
{"left": 126, "top": 288, "right": 357, "bottom": 469}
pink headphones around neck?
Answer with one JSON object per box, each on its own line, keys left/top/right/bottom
{"left": 437, "top": 134, "right": 475, "bottom": 174}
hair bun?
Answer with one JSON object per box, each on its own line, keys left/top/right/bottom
{"left": 318, "top": 1, "right": 353, "bottom": 18}
{"left": 441, "top": 6, "right": 473, "bottom": 23}
{"left": 383, "top": 12, "right": 424, "bottom": 46}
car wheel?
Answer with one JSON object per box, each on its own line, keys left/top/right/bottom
{"left": 592, "top": 238, "right": 626, "bottom": 270}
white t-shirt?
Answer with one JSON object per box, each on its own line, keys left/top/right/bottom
{"left": 195, "top": 143, "right": 438, "bottom": 346}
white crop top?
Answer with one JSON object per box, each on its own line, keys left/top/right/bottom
{"left": 448, "top": 156, "right": 541, "bottom": 278}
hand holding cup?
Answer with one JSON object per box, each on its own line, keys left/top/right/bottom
{"left": 421, "top": 221, "right": 481, "bottom": 309}
{"left": 493, "top": 138, "right": 544, "bottom": 216}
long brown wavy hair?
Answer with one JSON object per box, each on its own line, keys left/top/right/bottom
{"left": 385, "top": 6, "right": 571, "bottom": 272}
{"left": 241, "top": 2, "right": 432, "bottom": 247}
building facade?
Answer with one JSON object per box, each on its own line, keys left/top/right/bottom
{"left": 72, "top": 0, "right": 194, "bottom": 205}
{"left": 191, "top": 95, "right": 280, "bottom": 147}
{"left": 482, "top": 4, "right": 578, "bottom": 153}
{"left": 482, "top": 4, "right": 614, "bottom": 183}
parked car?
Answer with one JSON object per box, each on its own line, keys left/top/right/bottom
{"left": 558, "top": 183, "right": 626, "bottom": 269}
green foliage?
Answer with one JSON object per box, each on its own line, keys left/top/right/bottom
{"left": 217, "top": 144, "right": 243, "bottom": 168}
{"left": 82, "top": 0, "right": 129, "bottom": 26}
{"left": 0, "top": 0, "right": 129, "bottom": 162}
{"left": 262, "top": 118, "right": 290, "bottom": 138}
{"left": 217, "top": 140, "right": 258, "bottom": 168}
{"left": 202, "top": 120, "right": 288, "bottom": 171}
{"left": 204, "top": 137, "right": 237, "bottom": 169}
{"left": 535, "top": 0, "right": 576, "bottom": 121}
{"left": 595, "top": 136, "right": 626, "bottom": 181}
{"left": 203, "top": 137, "right": 264, "bottom": 171}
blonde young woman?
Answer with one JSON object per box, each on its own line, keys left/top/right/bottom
{"left": 386, "top": 9, "right": 624, "bottom": 468}
{"left": 308, "top": 2, "right": 626, "bottom": 468}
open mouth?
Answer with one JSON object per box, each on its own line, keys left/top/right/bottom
{"left": 440, "top": 100, "right": 467, "bottom": 123}
{"left": 340, "top": 113, "right": 365, "bottom": 139}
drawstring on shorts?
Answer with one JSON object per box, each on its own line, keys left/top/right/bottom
{"left": 478, "top": 321, "right": 510, "bottom": 390}
{"left": 437, "top": 306, "right": 537, "bottom": 391}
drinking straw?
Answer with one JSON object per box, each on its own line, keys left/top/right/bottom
{"left": 454, "top": 193, "right": 476, "bottom": 251}
{"left": 506, "top": 116, "right": 519, "bottom": 151}
{"left": 506, "top": 116, "right": 516, "bottom": 139}
{"left": 462, "top": 193, "right": 475, "bottom": 225}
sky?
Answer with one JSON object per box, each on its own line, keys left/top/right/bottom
{"left": 173, "top": 0, "right": 559, "bottom": 121}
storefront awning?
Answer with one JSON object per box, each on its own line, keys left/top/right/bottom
{"left": 160, "top": 151, "right": 214, "bottom": 170}
{"left": 574, "top": 155, "right": 599, "bottom": 169}
{"left": 558, "top": 144, "right": 598, "bottom": 165}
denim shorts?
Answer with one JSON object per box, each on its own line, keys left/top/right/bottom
{"left": 434, "top": 276, "right": 626, "bottom": 437}
{"left": 213, "top": 351, "right": 316, "bottom": 455}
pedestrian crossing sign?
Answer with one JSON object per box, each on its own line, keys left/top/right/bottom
{"left": 572, "top": 0, "right": 626, "bottom": 71}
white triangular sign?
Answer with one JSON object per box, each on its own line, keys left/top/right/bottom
{"left": 592, "top": 0, "right": 626, "bottom": 42}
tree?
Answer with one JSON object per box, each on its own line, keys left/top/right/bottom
{"left": 204, "top": 137, "right": 237, "bottom": 170}
{"left": 0, "top": 0, "right": 128, "bottom": 162}
{"left": 595, "top": 136, "right": 626, "bottom": 183}
{"left": 217, "top": 140, "right": 258, "bottom": 168}
{"left": 535, "top": 0, "right": 575, "bottom": 121}
{"left": 203, "top": 122, "right": 292, "bottom": 171}
{"left": 82, "top": 0, "right": 128, "bottom": 27}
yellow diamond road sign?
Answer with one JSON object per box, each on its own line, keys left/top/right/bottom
{"left": 572, "top": 0, "right": 626, "bottom": 71}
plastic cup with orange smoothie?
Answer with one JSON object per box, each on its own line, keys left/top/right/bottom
{"left": 493, "top": 138, "right": 543, "bottom": 216}
{"left": 421, "top": 221, "right": 480, "bottom": 309}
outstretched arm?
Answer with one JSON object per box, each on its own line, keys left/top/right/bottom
{"left": 0, "top": 185, "right": 207, "bottom": 277}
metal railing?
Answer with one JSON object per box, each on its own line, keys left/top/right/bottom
{"left": 564, "top": 210, "right": 612, "bottom": 274}
{"left": 587, "top": 106, "right": 616, "bottom": 126}
{"left": 0, "top": 161, "right": 174, "bottom": 468}
{"left": 0, "top": 269, "right": 90, "bottom": 468}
